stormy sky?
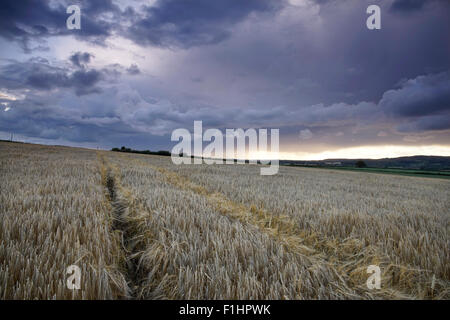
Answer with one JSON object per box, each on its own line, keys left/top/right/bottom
{"left": 0, "top": 0, "right": 449, "bottom": 159}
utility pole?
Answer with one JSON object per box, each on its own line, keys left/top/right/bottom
{"left": 10, "top": 133, "right": 13, "bottom": 142}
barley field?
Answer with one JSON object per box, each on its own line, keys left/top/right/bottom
{"left": 1, "top": 141, "right": 449, "bottom": 299}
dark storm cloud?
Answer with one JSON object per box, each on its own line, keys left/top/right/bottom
{"left": 0, "top": 0, "right": 64, "bottom": 43}
{"left": 284, "top": 71, "right": 450, "bottom": 136}
{"left": 390, "top": 0, "right": 428, "bottom": 12}
{"left": 1, "top": 0, "right": 449, "bottom": 153}
{"left": 126, "top": 64, "right": 140, "bottom": 75}
{"left": 165, "top": 0, "right": 449, "bottom": 112}
{"left": 397, "top": 115, "right": 450, "bottom": 132}
{"left": 389, "top": 0, "right": 447, "bottom": 12}
{"left": 0, "top": 0, "right": 120, "bottom": 51}
{"left": 70, "top": 52, "right": 93, "bottom": 68}
{"left": 125, "top": 0, "right": 284, "bottom": 48}
{"left": 380, "top": 71, "right": 450, "bottom": 117}
{"left": 0, "top": 0, "right": 286, "bottom": 51}
{"left": 0, "top": 105, "right": 121, "bottom": 143}
{"left": 26, "top": 68, "right": 103, "bottom": 95}
{"left": 0, "top": 56, "right": 113, "bottom": 96}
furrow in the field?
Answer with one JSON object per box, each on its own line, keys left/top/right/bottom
{"left": 98, "top": 155, "right": 133, "bottom": 298}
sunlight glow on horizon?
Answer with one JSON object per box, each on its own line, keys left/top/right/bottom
{"left": 250, "top": 145, "right": 450, "bottom": 160}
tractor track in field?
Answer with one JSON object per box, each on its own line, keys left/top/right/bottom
{"left": 105, "top": 152, "right": 419, "bottom": 299}
{"left": 99, "top": 155, "right": 142, "bottom": 299}
{"left": 118, "top": 154, "right": 413, "bottom": 299}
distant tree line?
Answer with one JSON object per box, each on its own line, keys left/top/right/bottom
{"left": 111, "top": 146, "right": 171, "bottom": 157}
{"left": 110, "top": 147, "right": 265, "bottom": 164}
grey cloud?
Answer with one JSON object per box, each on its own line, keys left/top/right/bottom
{"left": 126, "top": 64, "right": 140, "bottom": 75}
{"left": 0, "top": 57, "right": 108, "bottom": 96}
{"left": 390, "top": 0, "right": 428, "bottom": 12}
{"left": 389, "top": 0, "right": 447, "bottom": 12}
{"left": 1, "top": 0, "right": 286, "bottom": 51}
{"left": 379, "top": 71, "right": 450, "bottom": 117}
{"left": 0, "top": 0, "right": 120, "bottom": 51}
{"left": 69, "top": 70, "right": 104, "bottom": 95}
{"left": 0, "top": 0, "right": 65, "bottom": 49}
{"left": 125, "top": 0, "right": 284, "bottom": 48}
{"left": 70, "top": 52, "right": 93, "bottom": 68}
{"left": 161, "top": 0, "right": 449, "bottom": 111}
{"left": 1, "top": 1, "right": 450, "bottom": 152}
{"left": 0, "top": 89, "right": 131, "bottom": 143}
{"left": 397, "top": 115, "right": 450, "bottom": 132}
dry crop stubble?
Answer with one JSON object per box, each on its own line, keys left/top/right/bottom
{"left": 1, "top": 142, "right": 448, "bottom": 299}
{"left": 131, "top": 153, "right": 450, "bottom": 299}
{"left": 0, "top": 142, "right": 128, "bottom": 299}
{"left": 105, "top": 152, "right": 372, "bottom": 299}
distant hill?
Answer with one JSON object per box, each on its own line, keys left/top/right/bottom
{"left": 280, "top": 156, "right": 450, "bottom": 171}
